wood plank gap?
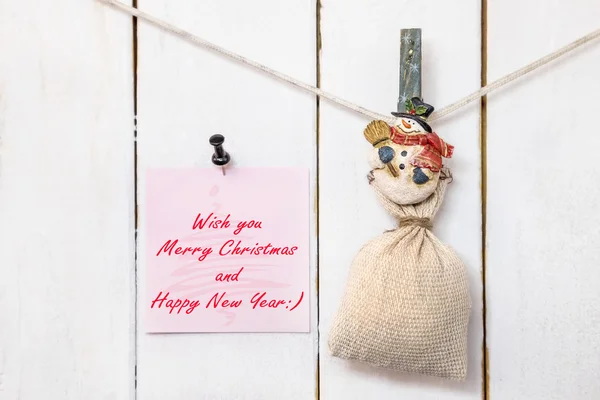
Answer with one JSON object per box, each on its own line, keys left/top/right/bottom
{"left": 315, "top": 1, "right": 322, "bottom": 399}
{"left": 480, "top": 0, "right": 489, "bottom": 398}
{"left": 132, "top": 0, "right": 139, "bottom": 398}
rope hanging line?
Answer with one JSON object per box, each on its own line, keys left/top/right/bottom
{"left": 430, "top": 27, "right": 600, "bottom": 121}
{"left": 98, "top": 0, "right": 393, "bottom": 123}
{"left": 99, "top": 0, "right": 600, "bottom": 124}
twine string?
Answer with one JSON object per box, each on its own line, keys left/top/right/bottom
{"left": 99, "top": 0, "right": 600, "bottom": 124}
{"left": 398, "top": 217, "right": 433, "bottom": 230}
{"left": 430, "top": 27, "right": 600, "bottom": 121}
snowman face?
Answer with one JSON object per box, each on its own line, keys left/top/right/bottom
{"left": 395, "top": 117, "right": 426, "bottom": 134}
{"left": 367, "top": 119, "right": 439, "bottom": 205}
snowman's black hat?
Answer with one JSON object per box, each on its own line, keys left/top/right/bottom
{"left": 391, "top": 97, "right": 434, "bottom": 133}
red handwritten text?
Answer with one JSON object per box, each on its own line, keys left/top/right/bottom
{"left": 192, "top": 213, "right": 231, "bottom": 230}
{"left": 250, "top": 292, "right": 288, "bottom": 309}
{"left": 215, "top": 267, "right": 244, "bottom": 282}
{"left": 155, "top": 239, "right": 212, "bottom": 261}
{"left": 206, "top": 292, "right": 243, "bottom": 308}
{"left": 219, "top": 240, "right": 298, "bottom": 256}
{"left": 151, "top": 291, "right": 200, "bottom": 314}
{"left": 233, "top": 219, "right": 263, "bottom": 235}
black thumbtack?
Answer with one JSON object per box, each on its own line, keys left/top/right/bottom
{"left": 209, "top": 134, "right": 231, "bottom": 176}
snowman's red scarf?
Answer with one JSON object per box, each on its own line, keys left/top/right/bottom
{"left": 389, "top": 126, "right": 454, "bottom": 172}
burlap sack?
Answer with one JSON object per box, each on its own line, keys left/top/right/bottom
{"left": 328, "top": 173, "right": 471, "bottom": 380}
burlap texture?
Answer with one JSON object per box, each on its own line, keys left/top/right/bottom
{"left": 328, "top": 174, "right": 471, "bottom": 380}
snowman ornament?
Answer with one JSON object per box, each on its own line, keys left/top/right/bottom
{"left": 365, "top": 97, "right": 453, "bottom": 204}
{"left": 328, "top": 97, "right": 470, "bottom": 380}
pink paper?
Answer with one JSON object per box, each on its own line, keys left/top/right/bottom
{"left": 144, "top": 167, "right": 310, "bottom": 333}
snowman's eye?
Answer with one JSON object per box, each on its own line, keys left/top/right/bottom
{"left": 378, "top": 146, "right": 395, "bottom": 163}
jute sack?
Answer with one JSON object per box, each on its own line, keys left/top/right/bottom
{"left": 328, "top": 174, "right": 471, "bottom": 380}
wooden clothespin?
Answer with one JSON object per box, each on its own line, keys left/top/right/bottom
{"left": 398, "top": 28, "right": 422, "bottom": 111}
{"left": 364, "top": 30, "right": 422, "bottom": 179}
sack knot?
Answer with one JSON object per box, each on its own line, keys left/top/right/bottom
{"left": 397, "top": 217, "right": 433, "bottom": 229}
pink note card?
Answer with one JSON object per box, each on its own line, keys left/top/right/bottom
{"left": 145, "top": 167, "right": 310, "bottom": 333}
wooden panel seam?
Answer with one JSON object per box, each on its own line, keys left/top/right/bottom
{"left": 480, "top": 0, "right": 489, "bottom": 399}
{"left": 133, "top": 0, "right": 140, "bottom": 398}
{"left": 315, "top": 1, "right": 322, "bottom": 399}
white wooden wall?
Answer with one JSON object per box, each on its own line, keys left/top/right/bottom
{"left": 486, "top": 1, "right": 600, "bottom": 398}
{"left": 1, "top": 0, "right": 599, "bottom": 399}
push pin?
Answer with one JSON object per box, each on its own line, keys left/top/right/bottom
{"left": 209, "top": 134, "right": 231, "bottom": 175}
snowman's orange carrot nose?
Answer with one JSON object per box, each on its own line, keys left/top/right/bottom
{"left": 401, "top": 119, "right": 412, "bottom": 129}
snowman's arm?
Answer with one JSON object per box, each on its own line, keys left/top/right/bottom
{"left": 368, "top": 147, "right": 385, "bottom": 170}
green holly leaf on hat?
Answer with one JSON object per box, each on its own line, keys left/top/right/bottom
{"left": 405, "top": 98, "right": 414, "bottom": 112}
{"left": 415, "top": 105, "right": 428, "bottom": 116}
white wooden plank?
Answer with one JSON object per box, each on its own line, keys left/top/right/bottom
{"left": 486, "top": 1, "right": 600, "bottom": 398}
{"left": 318, "top": 0, "right": 483, "bottom": 398}
{"left": 0, "top": 1, "right": 135, "bottom": 399}
{"left": 136, "top": 1, "right": 317, "bottom": 399}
